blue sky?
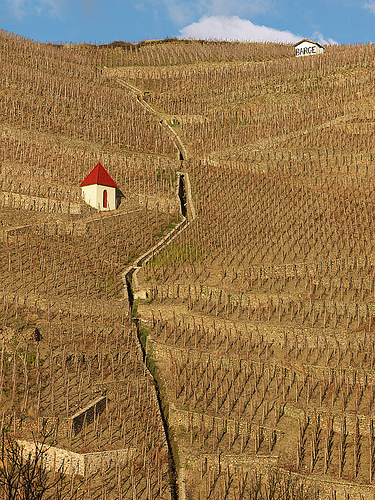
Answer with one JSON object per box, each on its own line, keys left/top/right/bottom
{"left": 1, "top": 0, "right": 374, "bottom": 45}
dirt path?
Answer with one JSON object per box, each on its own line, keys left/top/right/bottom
{"left": 119, "top": 175, "right": 192, "bottom": 500}
{"left": 116, "top": 74, "right": 196, "bottom": 500}
{"left": 120, "top": 171, "right": 194, "bottom": 500}
{"left": 116, "top": 77, "right": 189, "bottom": 161}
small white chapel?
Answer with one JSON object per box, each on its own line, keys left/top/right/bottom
{"left": 80, "top": 161, "right": 118, "bottom": 211}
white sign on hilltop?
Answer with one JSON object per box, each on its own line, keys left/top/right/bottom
{"left": 294, "top": 39, "right": 324, "bottom": 57}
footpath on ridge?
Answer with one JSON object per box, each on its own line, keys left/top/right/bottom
{"left": 116, "top": 77, "right": 189, "bottom": 162}
{"left": 117, "top": 74, "right": 195, "bottom": 500}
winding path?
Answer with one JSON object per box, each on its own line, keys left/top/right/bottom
{"left": 118, "top": 75, "right": 195, "bottom": 500}
{"left": 116, "top": 77, "right": 189, "bottom": 162}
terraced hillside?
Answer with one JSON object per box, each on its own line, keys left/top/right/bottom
{"left": 0, "top": 31, "right": 181, "bottom": 499}
{"left": 129, "top": 43, "right": 375, "bottom": 498}
{"left": 1, "top": 30, "right": 375, "bottom": 499}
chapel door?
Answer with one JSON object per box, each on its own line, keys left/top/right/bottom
{"left": 103, "top": 190, "right": 108, "bottom": 208}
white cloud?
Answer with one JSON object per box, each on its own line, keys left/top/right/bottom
{"left": 364, "top": 0, "right": 375, "bottom": 13}
{"left": 180, "top": 15, "right": 301, "bottom": 43}
{"left": 313, "top": 31, "right": 338, "bottom": 45}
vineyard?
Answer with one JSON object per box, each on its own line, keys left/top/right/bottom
{"left": 1, "top": 28, "right": 375, "bottom": 498}
{"left": 131, "top": 41, "right": 375, "bottom": 499}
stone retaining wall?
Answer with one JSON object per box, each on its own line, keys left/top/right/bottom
{"left": 18, "top": 440, "right": 137, "bottom": 476}
{"left": 121, "top": 172, "right": 195, "bottom": 500}
{"left": 138, "top": 194, "right": 179, "bottom": 214}
{"left": 149, "top": 283, "right": 374, "bottom": 341}
{"left": 70, "top": 395, "right": 107, "bottom": 435}
{"left": 2, "top": 224, "right": 31, "bottom": 239}
{"left": 168, "top": 403, "right": 283, "bottom": 440}
{"left": 147, "top": 335, "right": 375, "bottom": 436}
{"left": 126, "top": 171, "right": 194, "bottom": 297}
{"left": 185, "top": 451, "right": 375, "bottom": 500}
{"left": 0, "top": 191, "right": 82, "bottom": 214}
{"left": 84, "top": 447, "right": 137, "bottom": 475}
{"left": 132, "top": 218, "right": 188, "bottom": 294}
{"left": 18, "top": 440, "right": 85, "bottom": 476}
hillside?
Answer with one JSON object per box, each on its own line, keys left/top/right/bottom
{"left": 1, "top": 31, "right": 375, "bottom": 498}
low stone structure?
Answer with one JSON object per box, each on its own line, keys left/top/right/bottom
{"left": 18, "top": 440, "right": 84, "bottom": 476}
{"left": 84, "top": 448, "right": 137, "bottom": 475}
{"left": 70, "top": 395, "right": 107, "bottom": 435}
{"left": 18, "top": 440, "right": 137, "bottom": 476}
{"left": 0, "top": 191, "right": 82, "bottom": 214}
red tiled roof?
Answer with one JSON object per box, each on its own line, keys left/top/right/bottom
{"left": 79, "top": 161, "right": 118, "bottom": 188}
